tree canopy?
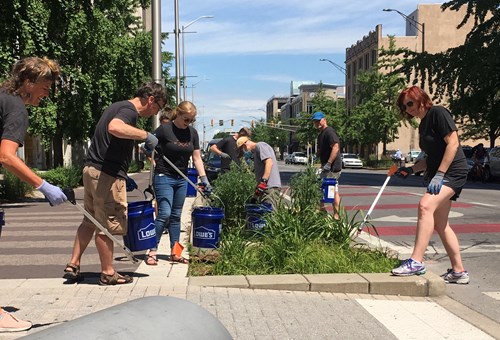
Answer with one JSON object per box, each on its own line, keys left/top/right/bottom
{"left": 0, "top": 0, "right": 174, "bottom": 166}
{"left": 397, "top": 0, "right": 500, "bottom": 147}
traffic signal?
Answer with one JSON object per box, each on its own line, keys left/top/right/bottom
{"left": 251, "top": 120, "right": 254, "bottom": 128}
{"left": 219, "top": 119, "right": 223, "bottom": 126}
{"left": 211, "top": 119, "right": 214, "bottom": 127}
{"left": 231, "top": 119, "right": 234, "bottom": 126}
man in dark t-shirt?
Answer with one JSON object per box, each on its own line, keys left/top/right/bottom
{"left": 312, "top": 111, "right": 342, "bottom": 218}
{"left": 210, "top": 127, "right": 250, "bottom": 173}
{"left": 64, "top": 82, "right": 166, "bottom": 286}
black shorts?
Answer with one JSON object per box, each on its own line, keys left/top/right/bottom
{"left": 424, "top": 171, "right": 467, "bottom": 201}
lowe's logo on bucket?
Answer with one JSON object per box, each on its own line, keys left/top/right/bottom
{"left": 194, "top": 226, "right": 216, "bottom": 240}
{"left": 138, "top": 223, "right": 156, "bottom": 240}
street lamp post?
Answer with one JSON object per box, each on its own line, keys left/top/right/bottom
{"left": 189, "top": 78, "right": 209, "bottom": 102}
{"left": 319, "top": 58, "right": 348, "bottom": 104}
{"left": 383, "top": 8, "right": 425, "bottom": 52}
{"left": 181, "top": 15, "right": 214, "bottom": 100}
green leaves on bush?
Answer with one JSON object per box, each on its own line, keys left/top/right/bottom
{"left": 189, "top": 164, "right": 397, "bottom": 276}
{"left": 40, "top": 166, "right": 82, "bottom": 188}
{"left": 0, "top": 168, "right": 33, "bottom": 201}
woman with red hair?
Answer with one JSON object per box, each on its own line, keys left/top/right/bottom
{"left": 391, "top": 86, "right": 469, "bottom": 284}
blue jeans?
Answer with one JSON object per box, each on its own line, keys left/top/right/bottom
{"left": 153, "top": 174, "right": 187, "bottom": 250}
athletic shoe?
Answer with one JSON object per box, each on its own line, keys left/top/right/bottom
{"left": 442, "top": 269, "right": 470, "bottom": 284}
{"left": 391, "top": 258, "right": 426, "bottom": 276}
{"left": 0, "top": 309, "right": 32, "bottom": 332}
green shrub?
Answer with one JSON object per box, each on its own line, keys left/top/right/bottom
{"left": 211, "top": 162, "right": 255, "bottom": 227}
{"left": 0, "top": 168, "right": 34, "bottom": 201}
{"left": 40, "top": 166, "right": 82, "bottom": 188}
{"left": 128, "top": 160, "right": 143, "bottom": 173}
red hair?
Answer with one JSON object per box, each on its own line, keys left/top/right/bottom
{"left": 397, "top": 86, "right": 433, "bottom": 120}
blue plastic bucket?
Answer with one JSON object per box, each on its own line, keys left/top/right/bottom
{"left": 123, "top": 201, "right": 157, "bottom": 252}
{"left": 245, "top": 203, "right": 272, "bottom": 230}
{"left": 0, "top": 209, "right": 4, "bottom": 238}
{"left": 321, "top": 178, "right": 337, "bottom": 203}
{"left": 186, "top": 168, "right": 198, "bottom": 197}
{"left": 192, "top": 207, "right": 224, "bottom": 249}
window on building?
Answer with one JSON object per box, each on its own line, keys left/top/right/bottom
{"left": 371, "top": 49, "right": 377, "bottom": 66}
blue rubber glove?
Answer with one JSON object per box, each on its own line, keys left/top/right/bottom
{"left": 126, "top": 176, "right": 138, "bottom": 192}
{"left": 395, "top": 166, "right": 414, "bottom": 179}
{"left": 38, "top": 180, "right": 67, "bottom": 206}
{"left": 220, "top": 152, "right": 231, "bottom": 159}
{"left": 198, "top": 175, "right": 212, "bottom": 193}
{"left": 322, "top": 163, "right": 331, "bottom": 173}
{"left": 427, "top": 171, "right": 445, "bottom": 194}
{"left": 144, "top": 132, "right": 158, "bottom": 156}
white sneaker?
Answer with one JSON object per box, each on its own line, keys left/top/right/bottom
{"left": 442, "top": 269, "right": 470, "bottom": 284}
{"left": 0, "top": 309, "right": 32, "bottom": 332}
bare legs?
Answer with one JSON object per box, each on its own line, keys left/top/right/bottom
{"left": 410, "top": 186, "right": 465, "bottom": 272}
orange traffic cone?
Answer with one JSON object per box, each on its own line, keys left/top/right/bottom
{"left": 172, "top": 241, "right": 184, "bottom": 258}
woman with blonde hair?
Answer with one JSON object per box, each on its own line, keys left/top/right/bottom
{"left": 145, "top": 101, "right": 210, "bottom": 265}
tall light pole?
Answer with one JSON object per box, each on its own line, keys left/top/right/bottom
{"left": 152, "top": 0, "right": 162, "bottom": 129}
{"left": 319, "top": 58, "right": 347, "bottom": 104}
{"left": 189, "top": 77, "right": 209, "bottom": 102}
{"left": 182, "top": 15, "right": 214, "bottom": 100}
{"left": 383, "top": 8, "right": 425, "bottom": 52}
{"left": 174, "top": 0, "right": 181, "bottom": 105}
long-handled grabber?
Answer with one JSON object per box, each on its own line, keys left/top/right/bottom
{"left": 161, "top": 155, "right": 212, "bottom": 199}
{"left": 63, "top": 188, "right": 139, "bottom": 264}
{"left": 357, "top": 164, "right": 398, "bottom": 232}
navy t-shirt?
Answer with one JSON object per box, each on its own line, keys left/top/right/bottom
{"left": 86, "top": 100, "right": 138, "bottom": 178}
{"left": 154, "top": 121, "right": 200, "bottom": 176}
{"left": 0, "top": 92, "right": 29, "bottom": 147}
{"left": 419, "top": 105, "right": 467, "bottom": 178}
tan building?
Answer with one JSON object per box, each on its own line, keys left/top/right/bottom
{"left": 345, "top": 4, "right": 482, "bottom": 157}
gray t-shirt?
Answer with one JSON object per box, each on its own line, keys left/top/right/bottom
{"left": 253, "top": 142, "right": 281, "bottom": 188}
{"left": 0, "top": 92, "right": 29, "bottom": 147}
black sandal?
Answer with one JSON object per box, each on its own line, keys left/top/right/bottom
{"left": 63, "top": 263, "right": 84, "bottom": 281}
{"left": 99, "top": 272, "right": 133, "bottom": 286}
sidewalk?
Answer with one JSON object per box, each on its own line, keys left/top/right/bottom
{"left": 0, "top": 191, "right": 498, "bottom": 338}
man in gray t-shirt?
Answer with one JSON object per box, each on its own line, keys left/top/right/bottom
{"left": 236, "top": 136, "right": 281, "bottom": 206}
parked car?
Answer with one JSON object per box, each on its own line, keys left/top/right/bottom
{"left": 290, "top": 152, "right": 307, "bottom": 164}
{"left": 405, "top": 150, "right": 421, "bottom": 163}
{"left": 413, "top": 151, "right": 426, "bottom": 176}
{"left": 203, "top": 138, "right": 222, "bottom": 182}
{"left": 341, "top": 153, "right": 363, "bottom": 169}
{"left": 284, "top": 153, "right": 293, "bottom": 164}
{"left": 487, "top": 146, "right": 500, "bottom": 179}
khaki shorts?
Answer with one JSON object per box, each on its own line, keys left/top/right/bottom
{"left": 81, "top": 166, "right": 128, "bottom": 235}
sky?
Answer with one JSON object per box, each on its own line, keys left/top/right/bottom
{"left": 160, "top": 0, "right": 445, "bottom": 141}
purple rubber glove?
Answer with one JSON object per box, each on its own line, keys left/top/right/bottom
{"left": 38, "top": 180, "right": 67, "bottom": 206}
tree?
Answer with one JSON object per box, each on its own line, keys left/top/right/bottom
{"left": 397, "top": 0, "right": 500, "bottom": 147}
{"left": 250, "top": 118, "right": 287, "bottom": 149}
{"left": 0, "top": 1, "right": 174, "bottom": 167}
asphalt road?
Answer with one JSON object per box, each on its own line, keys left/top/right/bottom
{"left": 1, "top": 163, "right": 499, "bottom": 325}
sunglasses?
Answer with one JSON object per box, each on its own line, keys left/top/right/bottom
{"left": 400, "top": 101, "right": 414, "bottom": 112}
{"left": 182, "top": 115, "right": 196, "bottom": 124}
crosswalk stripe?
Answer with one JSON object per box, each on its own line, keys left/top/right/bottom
{"left": 356, "top": 298, "right": 494, "bottom": 339}
{"left": 482, "top": 292, "right": 500, "bottom": 301}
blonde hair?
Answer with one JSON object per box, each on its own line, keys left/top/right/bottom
{"left": 1, "top": 57, "right": 60, "bottom": 94}
{"left": 171, "top": 101, "right": 197, "bottom": 120}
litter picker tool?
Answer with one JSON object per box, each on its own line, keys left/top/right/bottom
{"left": 357, "top": 164, "right": 398, "bottom": 232}
{"left": 63, "top": 188, "right": 139, "bottom": 264}
{"left": 161, "top": 155, "right": 212, "bottom": 199}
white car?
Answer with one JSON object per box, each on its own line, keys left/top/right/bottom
{"left": 405, "top": 150, "right": 421, "bottom": 163}
{"left": 341, "top": 153, "right": 363, "bottom": 169}
{"left": 291, "top": 152, "right": 307, "bottom": 164}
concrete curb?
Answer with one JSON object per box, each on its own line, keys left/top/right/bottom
{"left": 188, "top": 271, "right": 446, "bottom": 297}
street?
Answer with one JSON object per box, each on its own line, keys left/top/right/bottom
{"left": 1, "top": 163, "right": 499, "bottom": 327}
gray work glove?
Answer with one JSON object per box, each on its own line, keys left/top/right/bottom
{"left": 198, "top": 175, "right": 212, "bottom": 193}
{"left": 220, "top": 152, "right": 231, "bottom": 159}
{"left": 38, "top": 180, "right": 67, "bottom": 206}
{"left": 144, "top": 132, "right": 158, "bottom": 155}
{"left": 322, "top": 163, "right": 331, "bottom": 173}
{"left": 427, "top": 171, "right": 445, "bottom": 194}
